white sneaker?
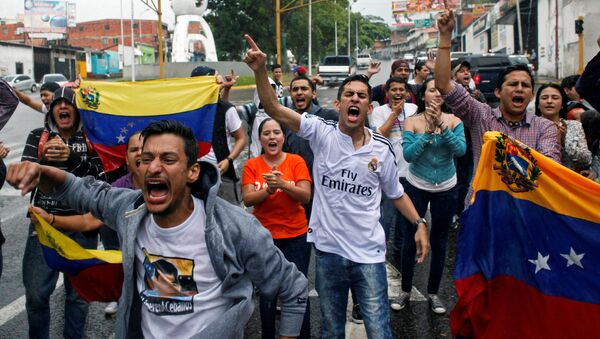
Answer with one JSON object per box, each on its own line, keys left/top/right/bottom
{"left": 428, "top": 294, "right": 446, "bottom": 314}
{"left": 104, "top": 301, "right": 118, "bottom": 315}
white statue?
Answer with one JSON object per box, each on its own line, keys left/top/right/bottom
{"left": 171, "top": 0, "right": 218, "bottom": 62}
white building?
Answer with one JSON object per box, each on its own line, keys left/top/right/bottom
{"left": 537, "top": 0, "right": 600, "bottom": 78}
{"left": 0, "top": 41, "right": 34, "bottom": 77}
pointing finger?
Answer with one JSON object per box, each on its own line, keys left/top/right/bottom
{"left": 245, "top": 34, "right": 258, "bottom": 51}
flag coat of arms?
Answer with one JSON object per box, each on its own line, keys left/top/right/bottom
{"left": 32, "top": 211, "right": 124, "bottom": 302}
{"left": 451, "top": 132, "right": 600, "bottom": 338}
{"left": 75, "top": 77, "right": 219, "bottom": 172}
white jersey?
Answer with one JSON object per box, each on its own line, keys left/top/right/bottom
{"left": 200, "top": 106, "right": 243, "bottom": 165}
{"left": 370, "top": 103, "right": 418, "bottom": 178}
{"left": 297, "top": 113, "right": 404, "bottom": 263}
{"left": 135, "top": 196, "right": 232, "bottom": 338}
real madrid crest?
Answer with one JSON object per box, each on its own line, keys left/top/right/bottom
{"left": 493, "top": 134, "right": 541, "bottom": 192}
{"left": 80, "top": 86, "right": 100, "bottom": 109}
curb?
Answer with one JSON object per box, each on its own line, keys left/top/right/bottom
{"left": 231, "top": 84, "right": 256, "bottom": 90}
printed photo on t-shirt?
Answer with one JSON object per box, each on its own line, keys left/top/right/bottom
{"left": 140, "top": 248, "right": 198, "bottom": 315}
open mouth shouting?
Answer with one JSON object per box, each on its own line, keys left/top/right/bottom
{"left": 57, "top": 110, "right": 73, "bottom": 126}
{"left": 266, "top": 140, "right": 279, "bottom": 153}
{"left": 145, "top": 178, "right": 170, "bottom": 205}
{"left": 294, "top": 96, "right": 307, "bottom": 108}
{"left": 347, "top": 106, "right": 361, "bottom": 123}
{"left": 511, "top": 95, "right": 525, "bottom": 109}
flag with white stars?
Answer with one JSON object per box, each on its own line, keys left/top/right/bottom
{"left": 451, "top": 132, "right": 600, "bottom": 338}
{"left": 75, "top": 77, "right": 219, "bottom": 172}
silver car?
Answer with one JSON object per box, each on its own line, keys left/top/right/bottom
{"left": 3, "top": 74, "right": 38, "bottom": 92}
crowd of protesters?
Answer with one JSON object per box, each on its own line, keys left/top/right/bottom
{"left": 2, "top": 7, "right": 600, "bottom": 339}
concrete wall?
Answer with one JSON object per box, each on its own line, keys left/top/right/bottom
{"left": 123, "top": 61, "right": 254, "bottom": 80}
{"left": 537, "top": 0, "right": 600, "bottom": 78}
{"left": 0, "top": 44, "right": 34, "bottom": 77}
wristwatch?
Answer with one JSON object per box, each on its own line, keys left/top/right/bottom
{"left": 413, "top": 217, "right": 427, "bottom": 227}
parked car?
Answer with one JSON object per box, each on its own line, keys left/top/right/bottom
{"left": 509, "top": 54, "right": 536, "bottom": 77}
{"left": 40, "top": 73, "right": 68, "bottom": 87}
{"left": 356, "top": 53, "right": 372, "bottom": 69}
{"left": 317, "top": 55, "right": 355, "bottom": 86}
{"left": 457, "top": 54, "right": 512, "bottom": 103}
{"left": 3, "top": 74, "right": 38, "bottom": 92}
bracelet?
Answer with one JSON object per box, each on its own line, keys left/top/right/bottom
{"left": 438, "top": 45, "right": 452, "bottom": 49}
{"left": 413, "top": 217, "right": 427, "bottom": 227}
{"left": 50, "top": 214, "right": 55, "bottom": 226}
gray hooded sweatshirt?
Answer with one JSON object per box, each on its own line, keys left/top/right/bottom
{"left": 52, "top": 162, "right": 308, "bottom": 338}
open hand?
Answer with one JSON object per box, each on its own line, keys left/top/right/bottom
{"left": 367, "top": 61, "right": 381, "bottom": 78}
{"left": 243, "top": 35, "right": 268, "bottom": 72}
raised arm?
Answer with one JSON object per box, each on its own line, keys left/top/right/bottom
{"left": 243, "top": 35, "right": 301, "bottom": 132}
{"left": 13, "top": 88, "right": 44, "bottom": 113}
{"left": 434, "top": 9, "right": 456, "bottom": 95}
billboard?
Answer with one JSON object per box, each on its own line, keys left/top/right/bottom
{"left": 24, "top": 0, "right": 68, "bottom": 34}
{"left": 392, "top": 0, "right": 460, "bottom": 15}
{"left": 392, "top": 0, "right": 460, "bottom": 29}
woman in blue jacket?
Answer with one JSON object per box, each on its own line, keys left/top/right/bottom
{"left": 392, "top": 77, "right": 466, "bottom": 314}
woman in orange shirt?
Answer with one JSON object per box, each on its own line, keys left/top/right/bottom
{"left": 242, "top": 118, "right": 312, "bottom": 339}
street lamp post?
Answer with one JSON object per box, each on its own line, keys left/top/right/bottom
{"left": 130, "top": 0, "right": 135, "bottom": 81}
{"left": 308, "top": 0, "right": 312, "bottom": 75}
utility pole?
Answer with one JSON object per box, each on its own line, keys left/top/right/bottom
{"left": 576, "top": 16, "right": 584, "bottom": 74}
{"left": 140, "top": 0, "right": 165, "bottom": 79}
{"left": 347, "top": 2, "right": 350, "bottom": 55}
{"left": 120, "top": 0, "right": 124, "bottom": 69}
{"left": 130, "top": 0, "right": 135, "bottom": 81}
{"left": 275, "top": 0, "right": 327, "bottom": 65}
{"left": 308, "top": 0, "right": 312, "bottom": 75}
{"left": 334, "top": 0, "right": 338, "bottom": 55}
{"left": 515, "top": 0, "right": 523, "bottom": 54}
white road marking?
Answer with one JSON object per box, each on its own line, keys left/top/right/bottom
{"left": 0, "top": 273, "right": 63, "bottom": 327}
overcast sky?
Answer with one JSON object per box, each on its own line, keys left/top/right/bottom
{"left": 0, "top": 0, "right": 394, "bottom": 26}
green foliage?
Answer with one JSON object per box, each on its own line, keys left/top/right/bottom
{"left": 205, "top": 0, "right": 390, "bottom": 65}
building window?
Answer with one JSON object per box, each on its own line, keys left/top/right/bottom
{"left": 113, "top": 37, "right": 119, "bottom": 44}
{"left": 133, "top": 23, "right": 138, "bottom": 29}
{"left": 102, "top": 37, "right": 108, "bottom": 45}
{"left": 78, "top": 26, "right": 83, "bottom": 32}
{"left": 2, "top": 28, "right": 7, "bottom": 35}
{"left": 105, "top": 24, "right": 110, "bottom": 30}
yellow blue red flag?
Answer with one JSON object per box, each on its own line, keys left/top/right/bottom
{"left": 451, "top": 132, "right": 600, "bottom": 338}
{"left": 32, "top": 211, "right": 123, "bottom": 302}
{"left": 75, "top": 77, "right": 219, "bottom": 172}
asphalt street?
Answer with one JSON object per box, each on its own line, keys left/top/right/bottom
{"left": 0, "top": 61, "right": 460, "bottom": 338}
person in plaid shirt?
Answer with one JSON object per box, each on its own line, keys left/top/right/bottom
{"left": 433, "top": 9, "right": 560, "bottom": 205}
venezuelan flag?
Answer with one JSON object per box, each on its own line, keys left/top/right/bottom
{"left": 32, "top": 211, "right": 123, "bottom": 303}
{"left": 451, "top": 132, "right": 600, "bottom": 338}
{"left": 75, "top": 77, "right": 219, "bottom": 172}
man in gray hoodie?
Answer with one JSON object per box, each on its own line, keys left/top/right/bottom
{"left": 8, "top": 120, "right": 308, "bottom": 339}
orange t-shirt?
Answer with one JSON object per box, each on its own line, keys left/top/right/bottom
{"left": 242, "top": 153, "right": 312, "bottom": 239}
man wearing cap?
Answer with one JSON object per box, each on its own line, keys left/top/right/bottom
{"left": 452, "top": 60, "right": 486, "bottom": 103}
{"left": 190, "top": 66, "right": 247, "bottom": 203}
{"left": 20, "top": 86, "right": 106, "bottom": 339}
{"left": 369, "top": 59, "right": 420, "bottom": 106}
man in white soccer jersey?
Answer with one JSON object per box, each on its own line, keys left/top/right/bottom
{"left": 244, "top": 34, "right": 430, "bottom": 339}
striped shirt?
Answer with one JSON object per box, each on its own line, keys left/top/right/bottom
{"left": 443, "top": 83, "right": 560, "bottom": 203}
{"left": 22, "top": 128, "right": 106, "bottom": 216}
{"left": 444, "top": 82, "right": 560, "bottom": 166}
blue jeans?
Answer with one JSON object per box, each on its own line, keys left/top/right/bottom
{"left": 315, "top": 249, "right": 392, "bottom": 339}
{"left": 401, "top": 182, "right": 457, "bottom": 294}
{"left": 260, "top": 233, "right": 311, "bottom": 339}
{"left": 23, "top": 223, "right": 97, "bottom": 339}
